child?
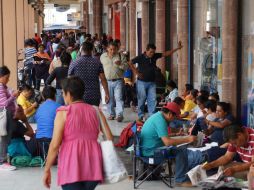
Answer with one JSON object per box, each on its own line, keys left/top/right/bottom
{"left": 17, "top": 85, "right": 37, "bottom": 123}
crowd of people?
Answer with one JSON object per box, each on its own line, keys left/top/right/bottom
{"left": 139, "top": 81, "right": 254, "bottom": 187}
{"left": 0, "top": 30, "right": 253, "bottom": 190}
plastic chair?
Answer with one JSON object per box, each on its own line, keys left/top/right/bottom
{"left": 132, "top": 122, "right": 175, "bottom": 189}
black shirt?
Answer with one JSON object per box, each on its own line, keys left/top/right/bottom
{"left": 131, "top": 53, "right": 162, "bottom": 82}
{"left": 11, "top": 121, "right": 27, "bottom": 139}
{"left": 46, "top": 66, "right": 69, "bottom": 89}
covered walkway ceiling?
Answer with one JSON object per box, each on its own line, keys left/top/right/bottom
{"left": 45, "top": 0, "right": 81, "bottom": 5}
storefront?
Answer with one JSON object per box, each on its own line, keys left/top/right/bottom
{"left": 241, "top": 0, "right": 254, "bottom": 127}
{"left": 192, "top": 0, "right": 222, "bottom": 95}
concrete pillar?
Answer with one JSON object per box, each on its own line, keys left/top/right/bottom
{"left": 24, "top": 1, "right": 29, "bottom": 39}
{"left": 0, "top": 0, "right": 3, "bottom": 65}
{"left": 16, "top": 0, "right": 25, "bottom": 52}
{"left": 120, "top": 2, "right": 126, "bottom": 50}
{"left": 28, "top": 5, "right": 35, "bottom": 38}
{"left": 38, "top": 16, "right": 43, "bottom": 35}
{"left": 108, "top": 5, "right": 112, "bottom": 36}
{"left": 112, "top": 3, "right": 117, "bottom": 39}
{"left": 129, "top": 0, "right": 136, "bottom": 59}
{"left": 221, "top": 0, "right": 238, "bottom": 116}
{"left": 142, "top": 0, "right": 149, "bottom": 52}
{"left": 155, "top": 0, "right": 166, "bottom": 75}
{"left": 177, "top": 0, "right": 189, "bottom": 95}
{"left": 82, "top": 0, "right": 89, "bottom": 33}
{"left": 93, "top": 0, "right": 102, "bottom": 36}
{"left": 2, "top": 0, "right": 17, "bottom": 89}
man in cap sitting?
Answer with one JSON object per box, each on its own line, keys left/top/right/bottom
{"left": 140, "top": 102, "right": 196, "bottom": 186}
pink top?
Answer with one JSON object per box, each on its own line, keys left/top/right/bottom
{"left": 57, "top": 102, "right": 103, "bottom": 185}
{"left": 0, "top": 83, "right": 16, "bottom": 113}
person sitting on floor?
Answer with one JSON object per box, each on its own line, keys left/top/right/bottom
{"left": 140, "top": 102, "right": 196, "bottom": 186}
{"left": 35, "top": 86, "right": 61, "bottom": 159}
{"left": 165, "top": 80, "right": 178, "bottom": 103}
{"left": 17, "top": 84, "right": 38, "bottom": 123}
{"left": 204, "top": 102, "right": 234, "bottom": 145}
{"left": 203, "top": 124, "right": 254, "bottom": 180}
{"left": 0, "top": 105, "right": 34, "bottom": 171}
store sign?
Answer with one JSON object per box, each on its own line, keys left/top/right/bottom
{"left": 55, "top": 4, "right": 70, "bottom": 12}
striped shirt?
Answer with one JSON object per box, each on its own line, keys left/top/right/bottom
{"left": 227, "top": 127, "right": 254, "bottom": 163}
{"left": 24, "top": 47, "right": 37, "bottom": 69}
{"left": 0, "top": 83, "right": 16, "bottom": 113}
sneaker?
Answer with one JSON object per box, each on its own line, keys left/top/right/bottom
{"left": 0, "top": 163, "right": 16, "bottom": 171}
{"left": 116, "top": 115, "right": 124, "bottom": 122}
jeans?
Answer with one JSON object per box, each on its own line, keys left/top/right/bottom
{"left": 0, "top": 110, "right": 16, "bottom": 163}
{"left": 35, "top": 74, "right": 49, "bottom": 91}
{"left": 56, "top": 89, "right": 65, "bottom": 105}
{"left": 27, "top": 113, "right": 36, "bottom": 123}
{"left": 62, "top": 181, "right": 99, "bottom": 190}
{"left": 187, "top": 149, "right": 206, "bottom": 170}
{"left": 169, "top": 146, "right": 190, "bottom": 183}
{"left": 169, "top": 119, "right": 190, "bottom": 128}
{"left": 136, "top": 80, "right": 157, "bottom": 119}
{"left": 107, "top": 80, "right": 124, "bottom": 117}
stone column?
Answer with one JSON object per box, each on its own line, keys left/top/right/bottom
{"left": 177, "top": 0, "right": 189, "bottom": 96}
{"left": 93, "top": 0, "right": 102, "bottom": 36}
{"left": 108, "top": 5, "right": 112, "bottom": 36}
{"left": 24, "top": 0, "right": 29, "bottom": 39}
{"left": 2, "top": 0, "right": 17, "bottom": 89}
{"left": 142, "top": 0, "right": 149, "bottom": 52}
{"left": 221, "top": 0, "right": 238, "bottom": 116}
{"left": 155, "top": 0, "right": 166, "bottom": 75}
{"left": 28, "top": 5, "right": 35, "bottom": 38}
{"left": 38, "top": 15, "right": 43, "bottom": 35}
{"left": 129, "top": 0, "right": 136, "bottom": 59}
{"left": 16, "top": 0, "right": 25, "bottom": 52}
{"left": 112, "top": 3, "right": 117, "bottom": 39}
{"left": 82, "top": 0, "right": 89, "bottom": 33}
{"left": 120, "top": 2, "right": 126, "bottom": 50}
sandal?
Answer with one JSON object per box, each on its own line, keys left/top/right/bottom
{"left": 108, "top": 115, "right": 115, "bottom": 120}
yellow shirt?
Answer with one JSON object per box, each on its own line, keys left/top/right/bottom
{"left": 17, "top": 94, "right": 36, "bottom": 117}
{"left": 181, "top": 100, "right": 196, "bottom": 120}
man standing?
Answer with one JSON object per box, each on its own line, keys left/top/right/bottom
{"left": 100, "top": 42, "right": 129, "bottom": 122}
{"left": 68, "top": 42, "right": 109, "bottom": 106}
{"left": 128, "top": 42, "right": 183, "bottom": 121}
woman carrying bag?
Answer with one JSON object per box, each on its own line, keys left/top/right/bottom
{"left": 43, "top": 76, "right": 113, "bottom": 190}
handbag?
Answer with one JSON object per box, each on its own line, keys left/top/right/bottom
{"left": 0, "top": 107, "right": 7, "bottom": 136}
{"left": 94, "top": 106, "right": 127, "bottom": 183}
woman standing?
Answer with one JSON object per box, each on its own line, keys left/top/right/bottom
{"left": 0, "top": 66, "right": 19, "bottom": 169}
{"left": 43, "top": 76, "right": 113, "bottom": 190}
{"left": 33, "top": 44, "right": 52, "bottom": 90}
{"left": 46, "top": 51, "right": 71, "bottom": 105}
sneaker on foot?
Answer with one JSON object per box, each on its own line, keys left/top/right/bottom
{"left": 0, "top": 163, "right": 16, "bottom": 171}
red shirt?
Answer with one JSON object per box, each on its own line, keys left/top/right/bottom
{"left": 227, "top": 128, "right": 254, "bottom": 163}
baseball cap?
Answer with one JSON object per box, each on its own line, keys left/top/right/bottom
{"left": 163, "top": 102, "right": 181, "bottom": 116}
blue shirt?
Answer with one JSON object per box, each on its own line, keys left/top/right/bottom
{"left": 140, "top": 112, "right": 168, "bottom": 156}
{"left": 210, "top": 114, "right": 234, "bottom": 145}
{"left": 35, "top": 100, "right": 61, "bottom": 139}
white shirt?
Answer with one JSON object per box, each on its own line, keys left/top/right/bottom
{"left": 165, "top": 88, "right": 178, "bottom": 102}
